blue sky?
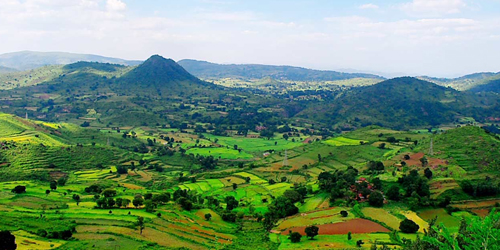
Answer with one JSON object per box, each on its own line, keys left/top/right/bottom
{"left": 1, "top": 0, "right": 499, "bottom": 77}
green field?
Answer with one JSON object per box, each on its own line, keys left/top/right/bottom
{"left": 323, "top": 137, "right": 366, "bottom": 146}
{"left": 0, "top": 111, "right": 498, "bottom": 249}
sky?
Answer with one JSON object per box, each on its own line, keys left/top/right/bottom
{"left": 1, "top": 0, "right": 500, "bottom": 77}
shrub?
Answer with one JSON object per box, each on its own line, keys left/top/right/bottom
{"left": 11, "top": 185, "right": 26, "bottom": 194}
{"left": 288, "top": 232, "right": 302, "bottom": 243}
{"left": 399, "top": 219, "right": 419, "bottom": 233}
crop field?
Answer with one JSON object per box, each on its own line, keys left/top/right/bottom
{"left": 186, "top": 147, "right": 254, "bottom": 159}
{"left": 0, "top": 112, "right": 497, "bottom": 249}
{"left": 361, "top": 207, "right": 401, "bottom": 230}
{"left": 323, "top": 137, "right": 366, "bottom": 146}
{"left": 277, "top": 207, "right": 355, "bottom": 231}
{"left": 273, "top": 233, "right": 392, "bottom": 249}
{"left": 284, "top": 219, "right": 390, "bottom": 235}
{"left": 298, "top": 192, "right": 329, "bottom": 212}
{"left": 400, "top": 211, "right": 429, "bottom": 233}
{"left": 417, "top": 208, "right": 462, "bottom": 229}
{"left": 203, "top": 134, "right": 303, "bottom": 153}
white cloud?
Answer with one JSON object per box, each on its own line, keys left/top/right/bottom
{"left": 106, "top": 0, "right": 126, "bottom": 11}
{"left": 359, "top": 3, "right": 379, "bottom": 9}
{"left": 401, "top": 0, "right": 467, "bottom": 16}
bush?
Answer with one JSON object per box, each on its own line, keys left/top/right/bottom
{"left": 11, "top": 185, "right": 26, "bottom": 194}
{"left": 305, "top": 225, "right": 319, "bottom": 240}
{"left": 399, "top": 219, "right": 419, "bottom": 233}
{"left": 386, "top": 185, "right": 401, "bottom": 201}
{"left": 0, "top": 230, "right": 16, "bottom": 250}
{"left": 221, "top": 211, "right": 237, "bottom": 222}
{"left": 368, "top": 191, "right": 384, "bottom": 207}
{"left": 288, "top": 232, "right": 302, "bottom": 243}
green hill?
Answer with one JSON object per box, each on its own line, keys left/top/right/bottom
{"left": 117, "top": 55, "right": 215, "bottom": 95}
{"left": 469, "top": 78, "right": 500, "bottom": 93}
{"left": 417, "top": 126, "right": 500, "bottom": 176}
{"left": 178, "top": 59, "right": 384, "bottom": 81}
{"left": 419, "top": 72, "right": 500, "bottom": 90}
{"left": 0, "top": 51, "right": 142, "bottom": 70}
{"left": 298, "top": 77, "right": 498, "bottom": 129}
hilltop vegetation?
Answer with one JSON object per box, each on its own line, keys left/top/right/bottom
{"left": 419, "top": 72, "right": 500, "bottom": 91}
{"left": 470, "top": 78, "right": 500, "bottom": 93}
{"left": 298, "top": 77, "right": 500, "bottom": 130}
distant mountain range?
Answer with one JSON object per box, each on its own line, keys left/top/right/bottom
{"left": 178, "top": 59, "right": 384, "bottom": 82}
{"left": 0, "top": 55, "right": 499, "bottom": 130}
{"left": 2, "top": 51, "right": 500, "bottom": 91}
{"left": 0, "top": 51, "right": 142, "bottom": 70}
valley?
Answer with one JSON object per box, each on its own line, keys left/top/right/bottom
{"left": 1, "top": 53, "right": 500, "bottom": 250}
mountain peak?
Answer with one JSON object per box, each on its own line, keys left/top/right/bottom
{"left": 119, "top": 54, "right": 204, "bottom": 89}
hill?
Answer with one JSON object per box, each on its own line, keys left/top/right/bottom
{"left": 0, "top": 55, "right": 235, "bottom": 126}
{"left": 0, "top": 66, "right": 17, "bottom": 73}
{"left": 118, "top": 55, "right": 212, "bottom": 95}
{"left": 297, "top": 77, "right": 498, "bottom": 129}
{"left": 419, "top": 72, "right": 500, "bottom": 91}
{"left": 178, "top": 59, "right": 384, "bottom": 82}
{"left": 416, "top": 126, "right": 500, "bottom": 176}
{"left": 0, "top": 51, "right": 142, "bottom": 70}
{"left": 469, "top": 78, "right": 500, "bottom": 93}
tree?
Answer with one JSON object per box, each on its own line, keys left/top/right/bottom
{"left": 225, "top": 196, "right": 239, "bottom": 211}
{"left": 0, "top": 230, "right": 16, "bottom": 250}
{"left": 372, "top": 177, "right": 383, "bottom": 190}
{"left": 107, "top": 197, "right": 116, "bottom": 208}
{"left": 400, "top": 219, "right": 419, "bottom": 233}
{"left": 367, "top": 161, "right": 385, "bottom": 171}
{"left": 72, "top": 194, "right": 81, "bottom": 206}
{"left": 144, "top": 200, "right": 155, "bottom": 212}
{"left": 356, "top": 240, "right": 364, "bottom": 247}
{"left": 221, "top": 211, "right": 237, "bottom": 222}
{"left": 45, "top": 190, "right": 50, "bottom": 196}
{"left": 232, "top": 183, "right": 238, "bottom": 190}
{"left": 318, "top": 154, "right": 322, "bottom": 162}
{"left": 424, "top": 167, "right": 433, "bottom": 179}
{"left": 11, "top": 185, "right": 26, "bottom": 194}
{"left": 50, "top": 181, "right": 57, "bottom": 191}
{"left": 116, "top": 166, "right": 128, "bottom": 174}
{"left": 121, "top": 198, "right": 131, "bottom": 208}
{"left": 347, "top": 232, "right": 352, "bottom": 240}
{"left": 305, "top": 225, "right": 319, "bottom": 240}
{"left": 283, "top": 190, "right": 303, "bottom": 203}
{"left": 178, "top": 197, "right": 193, "bottom": 211}
{"left": 57, "top": 177, "right": 68, "bottom": 186}
{"left": 136, "top": 216, "right": 145, "bottom": 235}
{"left": 378, "top": 143, "right": 386, "bottom": 149}
{"left": 288, "top": 232, "right": 302, "bottom": 243}
{"left": 133, "top": 196, "right": 144, "bottom": 208}
{"left": 386, "top": 185, "right": 401, "bottom": 201}
{"left": 102, "top": 189, "right": 117, "bottom": 198}
{"left": 340, "top": 210, "right": 348, "bottom": 217}
{"left": 205, "top": 213, "right": 212, "bottom": 221}
{"left": 368, "top": 191, "right": 384, "bottom": 207}
{"left": 420, "top": 156, "right": 428, "bottom": 167}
